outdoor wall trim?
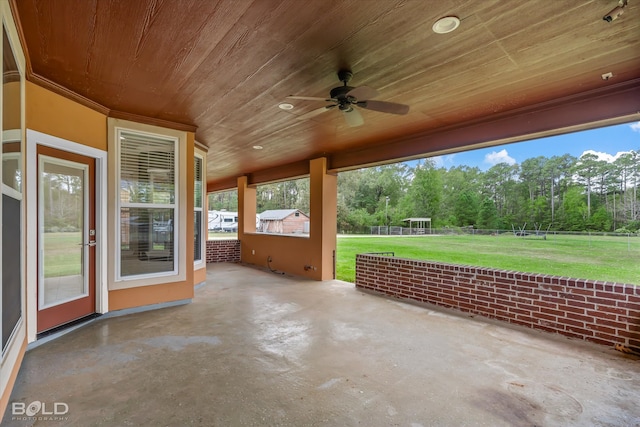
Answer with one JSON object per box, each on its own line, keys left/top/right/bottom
{"left": 355, "top": 254, "right": 640, "bottom": 352}
{"left": 26, "top": 73, "right": 111, "bottom": 115}
{"left": 109, "top": 110, "right": 197, "bottom": 133}
{"left": 208, "top": 177, "right": 238, "bottom": 193}
{"left": 100, "top": 298, "right": 191, "bottom": 319}
{"left": 21, "top": 75, "right": 199, "bottom": 134}
{"left": 245, "top": 232, "right": 309, "bottom": 239}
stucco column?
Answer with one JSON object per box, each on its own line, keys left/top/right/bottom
{"left": 309, "top": 157, "right": 337, "bottom": 280}
{"left": 238, "top": 175, "right": 256, "bottom": 235}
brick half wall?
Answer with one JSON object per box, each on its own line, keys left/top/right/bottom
{"left": 356, "top": 254, "right": 640, "bottom": 352}
{"left": 206, "top": 239, "right": 240, "bottom": 263}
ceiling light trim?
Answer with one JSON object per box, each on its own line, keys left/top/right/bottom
{"left": 432, "top": 16, "right": 460, "bottom": 34}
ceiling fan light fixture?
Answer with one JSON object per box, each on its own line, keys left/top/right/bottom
{"left": 287, "top": 70, "right": 410, "bottom": 127}
{"left": 432, "top": 16, "right": 460, "bottom": 34}
{"left": 278, "top": 103, "right": 294, "bottom": 110}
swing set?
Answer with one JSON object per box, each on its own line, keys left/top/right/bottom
{"left": 512, "top": 222, "right": 552, "bottom": 239}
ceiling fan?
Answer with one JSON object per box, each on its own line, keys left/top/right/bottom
{"left": 287, "top": 70, "right": 410, "bottom": 127}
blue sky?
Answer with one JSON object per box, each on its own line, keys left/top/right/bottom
{"left": 429, "top": 121, "right": 640, "bottom": 171}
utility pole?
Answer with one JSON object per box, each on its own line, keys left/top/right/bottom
{"left": 385, "top": 196, "right": 390, "bottom": 228}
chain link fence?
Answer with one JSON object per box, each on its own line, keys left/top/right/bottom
{"left": 361, "top": 225, "right": 640, "bottom": 238}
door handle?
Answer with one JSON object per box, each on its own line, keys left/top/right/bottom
{"left": 78, "top": 242, "right": 97, "bottom": 247}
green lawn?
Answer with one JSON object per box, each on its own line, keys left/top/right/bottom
{"left": 336, "top": 234, "right": 640, "bottom": 285}
{"left": 44, "top": 232, "right": 82, "bottom": 277}
{"left": 209, "top": 231, "right": 238, "bottom": 239}
{"left": 43, "top": 231, "right": 639, "bottom": 285}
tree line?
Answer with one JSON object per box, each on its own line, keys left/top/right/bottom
{"left": 208, "top": 150, "right": 640, "bottom": 234}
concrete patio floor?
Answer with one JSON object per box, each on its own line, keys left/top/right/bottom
{"left": 3, "top": 263, "right": 640, "bottom": 426}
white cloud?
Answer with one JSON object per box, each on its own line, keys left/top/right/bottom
{"left": 431, "top": 154, "right": 456, "bottom": 168}
{"left": 629, "top": 121, "right": 640, "bottom": 132}
{"left": 484, "top": 149, "right": 516, "bottom": 166}
{"left": 580, "top": 149, "right": 632, "bottom": 163}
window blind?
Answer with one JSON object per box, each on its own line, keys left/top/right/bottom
{"left": 120, "top": 131, "right": 175, "bottom": 205}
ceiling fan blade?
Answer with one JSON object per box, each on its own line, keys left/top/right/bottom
{"left": 357, "top": 100, "right": 409, "bottom": 115}
{"left": 287, "top": 95, "right": 335, "bottom": 102}
{"left": 346, "top": 85, "right": 379, "bottom": 101}
{"left": 296, "top": 104, "right": 336, "bottom": 120}
{"left": 342, "top": 107, "right": 364, "bottom": 127}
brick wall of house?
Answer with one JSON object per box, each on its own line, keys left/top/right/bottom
{"left": 206, "top": 239, "right": 240, "bottom": 263}
{"left": 356, "top": 254, "right": 640, "bottom": 352}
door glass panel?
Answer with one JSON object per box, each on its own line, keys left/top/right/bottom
{"left": 40, "top": 159, "right": 87, "bottom": 307}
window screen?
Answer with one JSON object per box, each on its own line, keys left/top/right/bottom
{"left": 2, "top": 195, "right": 21, "bottom": 350}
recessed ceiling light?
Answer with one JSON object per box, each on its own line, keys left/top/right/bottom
{"left": 432, "top": 16, "right": 460, "bottom": 34}
{"left": 253, "top": 145, "right": 263, "bottom": 150}
{"left": 278, "top": 103, "right": 294, "bottom": 110}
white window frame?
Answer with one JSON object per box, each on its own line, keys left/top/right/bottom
{"left": 1, "top": 6, "right": 28, "bottom": 387}
{"left": 116, "top": 128, "right": 179, "bottom": 280}
{"left": 108, "top": 118, "right": 187, "bottom": 290}
{"left": 194, "top": 151, "right": 205, "bottom": 267}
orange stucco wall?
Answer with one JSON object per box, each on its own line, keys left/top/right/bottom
{"left": 240, "top": 233, "right": 324, "bottom": 278}
{"left": 194, "top": 266, "right": 206, "bottom": 284}
{"left": 3, "top": 80, "right": 21, "bottom": 130}
{"left": 108, "top": 279, "right": 193, "bottom": 310}
{"left": 239, "top": 158, "right": 337, "bottom": 281}
{"left": 26, "top": 81, "right": 107, "bottom": 150}
{"left": 27, "top": 81, "right": 196, "bottom": 311}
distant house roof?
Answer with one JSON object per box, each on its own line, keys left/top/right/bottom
{"left": 259, "top": 209, "right": 308, "bottom": 221}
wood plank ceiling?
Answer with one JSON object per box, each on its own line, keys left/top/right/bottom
{"left": 12, "top": 0, "right": 640, "bottom": 190}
